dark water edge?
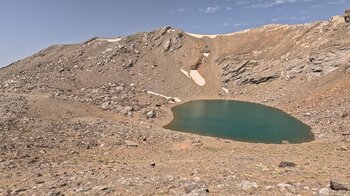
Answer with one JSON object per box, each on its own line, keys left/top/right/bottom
{"left": 164, "top": 100, "right": 315, "bottom": 144}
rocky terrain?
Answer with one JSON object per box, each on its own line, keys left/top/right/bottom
{"left": 1, "top": 11, "right": 350, "bottom": 195}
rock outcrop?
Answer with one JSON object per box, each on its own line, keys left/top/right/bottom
{"left": 345, "top": 9, "right": 350, "bottom": 23}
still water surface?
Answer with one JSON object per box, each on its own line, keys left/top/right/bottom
{"left": 164, "top": 100, "right": 314, "bottom": 144}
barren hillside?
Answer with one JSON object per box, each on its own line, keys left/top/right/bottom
{"left": 0, "top": 14, "right": 349, "bottom": 195}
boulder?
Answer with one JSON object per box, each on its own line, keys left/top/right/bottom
{"left": 163, "top": 39, "right": 172, "bottom": 52}
{"left": 344, "top": 10, "right": 350, "bottom": 23}
{"left": 278, "top": 161, "right": 297, "bottom": 168}
{"left": 330, "top": 181, "right": 348, "bottom": 191}
{"left": 153, "top": 26, "right": 171, "bottom": 40}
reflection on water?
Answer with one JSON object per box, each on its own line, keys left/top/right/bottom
{"left": 164, "top": 100, "right": 314, "bottom": 144}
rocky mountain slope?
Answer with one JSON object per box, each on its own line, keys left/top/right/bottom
{"left": 1, "top": 12, "right": 350, "bottom": 195}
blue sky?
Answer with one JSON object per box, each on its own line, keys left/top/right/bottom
{"left": 0, "top": 0, "right": 349, "bottom": 67}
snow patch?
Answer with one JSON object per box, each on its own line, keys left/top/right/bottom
{"left": 180, "top": 69, "right": 190, "bottom": 78}
{"left": 147, "top": 91, "right": 181, "bottom": 103}
{"left": 222, "top": 87, "right": 229, "bottom": 94}
{"left": 98, "top": 38, "right": 122, "bottom": 43}
{"left": 189, "top": 70, "right": 206, "bottom": 86}
{"left": 186, "top": 29, "right": 251, "bottom": 39}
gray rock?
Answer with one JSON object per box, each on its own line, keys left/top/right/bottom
{"left": 345, "top": 10, "right": 350, "bottom": 23}
{"left": 163, "top": 39, "right": 172, "bottom": 52}
{"left": 167, "top": 97, "right": 176, "bottom": 103}
{"left": 47, "top": 191, "right": 63, "bottom": 196}
{"left": 184, "top": 184, "right": 199, "bottom": 194}
{"left": 146, "top": 110, "right": 155, "bottom": 118}
{"left": 116, "top": 86, "right": 124, "bottom": 91}
{"left": 330, "top": 181, "right": 348, "bottom": 191}
{"left": 183, "top": 182, "right": 209, "bottom": 195}
{"left": 239, "top": 181, "right": 258, "bottom": 191}
{"left": 282, "top": 140, "right": 290, "bottom": 144}
{"left": 125, "top": 106, "right": 133, "bottom": 111}
{"left": 153, "top": 26, "right": 171, "bottom": 40}
{"left": 125, "top": 60, "right": 133, "bottom": 68}
{"left": 311, "top": 65, "right": 323, "bottom": 72}
{"left": 125, "top": 140, "right": 139, "bottom": 147}
{"left": 92, "top": 185, "right": 109, "bottom": 192}
{"left": 318, "top": 188, "right": 330, "bottom": 195}
{"left": 277, "top": 183, "right": 296, "bottom": 193}
{"left": 192, "top": 142, "right": 203, "bottom": 147}
{"left": 101, "top": 102, "right": 110, "bottom": 110}
{"left": 279, "top": 161, "right": 297, "bottom": 168}
{"left": 192, "top": 139, "right": 203, "bottom": 147}
{"left": 339, "top": 146, "right": 348, "bottom": 151}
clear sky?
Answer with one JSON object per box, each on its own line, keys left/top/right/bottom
{"left": 0, "top": 0, "right": 349, "bottom": 67}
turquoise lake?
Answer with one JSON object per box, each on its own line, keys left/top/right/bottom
{"left": 164, "top": 100, "right": 314, "bottom": 144}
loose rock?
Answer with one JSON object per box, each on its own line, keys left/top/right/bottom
{"left": 278, "top": 161, "right": 297, "bottom": 168}
{"left": 330, "top": 181, "right": 348, "bottom": 191}
{"left": 125, "top": 140, "right": 139, "bottom": 148}
{"left": 239, "top": 181, "right": 258, "bottom": 191}
{"left": 146, "top": 110, "right": 155, "bottom": 118}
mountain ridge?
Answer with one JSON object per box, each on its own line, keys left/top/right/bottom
{"left": 1, "top": 12, "right": 350, "bottom": 195}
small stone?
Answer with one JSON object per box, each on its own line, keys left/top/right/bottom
{"left": 330, "top": 181, "right": 348, "bottom": 191}
{"left": 125, "top": 106, "right": 133, "bottom": 111}
{"left": 184, "top": 184, "right": 198, "bottom": 194}
{"left": 116, "top": 86, "right": 124, "bottom": 91}
{"left": 339, "top": 146, "right": 348, "bottom": 151}
{"left": 279, "top": 161, "right": 297, "bottom": 168}
{"left": 282, "top": 140, "right": 290, "bottom": 144}
{"left": 149, "top": 162, "right": 156, "bottom": 167}
{"left": 15, "top": 188, "right": 27, "bottom": 194}
{"left": 264, "top": 186, "right": 274, "bottom": 190}
{"left": 239, "top": 181, "right": 258, "bottom": 191}
{"left": 167, "top": 98, "right": 175, "bottom": 103}
{"left": 125, "top": 140, "right": 139, "bottom": 148}
{"left": 277, "top": 183, "right": 296, "bottom": 193}
{"left": 126, "top": 60, "right": 133, "bottom": 68}
{"left": 47, "top": 191, "right": 63, "bottom": 196}
{"left": 146, "top": 110, "right": 156, "bottom": 118}
{"left": 101, "top": 102, "right": 110, "bottom": 110}
{"left": 92, "top": 185, "right": 108, "bottom": 191}
{"left": 311, "top": 66, "right": 323, "bottom": 72}
{"left": 76, "top": 187, "right": 85, "bottom": 192}
{"left": 192, "top": 141, "right": 203, "bottom": 147}
{"left": 318, "top": 188, "right": 330, "bottom": 195}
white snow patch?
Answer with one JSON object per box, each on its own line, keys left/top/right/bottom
{"left": 147, "top": 91, "right": 181, "bottom": 103}
{"left": 186, "top": 29, "right": 251, "bottom": 39}
{"left": 222, "top": 87, "right": 229, "bottom": 94}
{"left": 203, "top": 53, "right": 210, "bottom": 57}
{"left": 189, "top": 70, "right": 206, "bottom": 86}
{"left": 98, "top": 38, "right": 122, "bottom": 43}
{"left": 180, "top": 69, "right": 190, "bottom": 78}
